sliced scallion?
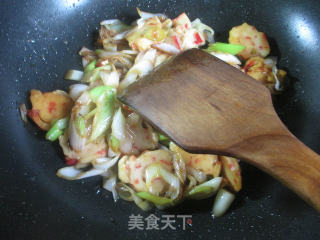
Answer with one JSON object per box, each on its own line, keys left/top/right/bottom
{"left": 206, "top": 42, "right": 245, "bottom": 55}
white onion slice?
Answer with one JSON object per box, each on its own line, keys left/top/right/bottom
{"left": 108, "top": 147, "right": 117, "bottom": 157}
{"left": 187, "top": 166, "right": 207, "bottom": 183}
{"left": 97, "top": 51, "right": 123, "bottom": 58}
{"left": 52, "top": 90, "right": 70, "bottom": 97}
{"left": 19, "top": 104, "right": 27, "bottom": 123}
{"left": 265, "top": 57, "right": 283, "bottom": 91}
{"left": 137, "top": 8, "right": 167, "bottom": 20}
{"left": 103, "top": 174, "right": 118, "bottom": 202}
{"left": 69, "top": 84, "right": 88, "bottom": 101}
{"left": 119, "top": 139, "right": 133, "bottom": 154}
{"left": 118, "top": 60, "right": 153, "bottom": 91}
{"left": 99, "top": 19, "right": 129, "bottom": 35}
{"left": 113, "top": 30, "right": 130, "bottom": 40}
{"left": 103, "top": 43, "right": 117, "bottom": 52}
{"left": 121, "top": 50, "right": 138, "bottom": 55}
{"left": 57, "top": 155, "right": 119, "bottom": 181}
{"left": 134, "top": 48, "right": 156, "bottom": 63}
{"left": 273, "top": 65, "right": 282, "bottom": 91}
{"left": 209, "top": 52, "right": 241, "bottom": 65}
{"left": 68, "top": 115, "right": 86, "bottom": 151}
{"left": 136, "top": 18, "right": 145, "bottom": 29}
{"left": 111, "top": 108, "right": 126, "bottom": 141}
{"left": 100, "top": 70, "right": 119, "bottom": 88}
{"left": 212, "top": 189, "right": 235, "bottom": 217}
{"left": 152, "top": 43, "right": 180, "bottom": 55}
{"left": 103, "top": 175, "right": 117, "bottom": 192}
{"left": 79, "top": 46, "right": 94, "bottom": 56}
{"left": 64, "top": 70, "right": 84, "bottom": 81}
{"left": 133, "top": 60, "right": 154, "bottom": 76}
{"left": 100, "top": 19, "right": 122, "bottom": 26}
{"left": 191, "top": 18, "right": 215, "bottom": 42}
{"left": 119, "top": 72, "right": 138, "bottom": 91}
{"left": 57, "top": 166, "right": 104, "bottom": 180}
{"left": 74, "top": 168, "right": 104, "bottom": 179}
{"left": 154, "top": 53, "right": 169, "bottom": 67}
{"left": 264, "top": 58, "right": 274, "bottom": 66}
{"left": 82, "top": 57, "right": 89, "bottom": 68}
{"left": 92, "top": 155, "right": 120, "bottom": 171}
{"left": 57, "top": 166, "right": 83, "bottom": 179}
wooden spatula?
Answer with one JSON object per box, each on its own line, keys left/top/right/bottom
{"left": 118, "top": 48, "right": 320, "bottom": 211}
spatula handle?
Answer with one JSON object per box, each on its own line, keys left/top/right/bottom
{"left": 229, "top": 132, "right": 320, "bottom": 211}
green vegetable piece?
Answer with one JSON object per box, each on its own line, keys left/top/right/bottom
{"left": 90, "top": 88, "right": 116, "bottom": 141}
{"left": 46, "top": 130, "right": 63, "bottom": 142}
{"left": 109, "top": 134, "right": 120, "bottom": 152}
{"left": 158, "top": 132, "right": 170, "bottom": 146}
{"left": 159, "top": 139, "right": 170, "bottom": 147}
{"left": 81, "top": 60, "right": 97, "bottom": 83}
{"left": 144, "top": 27, "right": 167, "bottom": 41}
{"left": 84, "top": 108, "right": 97, "bottom": 120}
{"left": 82, "top": 60, "right": 111, "bottom": 83}
{"left": 187, "top": 186, "right": 213, "bottom": 197}
{"left": 186, "top": 177, "right": 222, "bottom": 200}
{"left": 207, "top": 42, "right": 245, "bottom": 55}
{"left": 45, "top": 117, "right": 69, "bottom": 141}
{"left": 75, "top": 116, "right": 86, "bottom": 136}
{"left": 136, "top": 192, "right": 174, "bottom": 205}
{"left": 89, "top": 86, "right": 116, "bottom": 102}
{"left": 82, "top": 65, "right": 112, "bottom": 83}
{"left": 94, "top": 49, "right": 104, "bottom": 55}
{"left": 84, "top": 60, "right": 97, "bottom": 73}
{"left": 89, "top": 65, "right": 111, "bottom": 83}
{"left": 158, "top": 132, "right": 169, "bottom": 141}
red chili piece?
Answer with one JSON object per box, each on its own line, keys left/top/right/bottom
{"left": 65, "top": 157, "right": 78, "bottom": 166}
{"left": 194, "top": 32, "right": 203, "bottom": 45}
{"left": 48, "top": 102, "right": 56, "bottom": 113}
{"left": 160, "top": 159, "right": 173, "bottom": 166}
{"left": 173, "top": 36, "right": 181, "bottom": 50}
{"left": 244, "top": 60, "right": 255, "bottom": 73}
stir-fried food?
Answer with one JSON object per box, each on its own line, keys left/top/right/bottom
{"left": 229, "top": 22, "right": 270, "bottom": 60}
{"left": 244, "top": 56, "right": 287, "bottom": 93}
{"left": 27, "top": 90, "right": 73, "bottom": 130}
{"left": 22, "top": 9, "right": 287, "bottom": 217}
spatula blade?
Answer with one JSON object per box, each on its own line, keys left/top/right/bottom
{"left": 119, "top": 48, "right": 278, "bottom": 154}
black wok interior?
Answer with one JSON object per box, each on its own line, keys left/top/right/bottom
{"left": 1, "top": 0, "right": 320, "bottom": 239}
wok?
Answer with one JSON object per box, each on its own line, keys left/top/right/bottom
{"left": 1, "top": 0, "right": 319, "bottom": 239}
